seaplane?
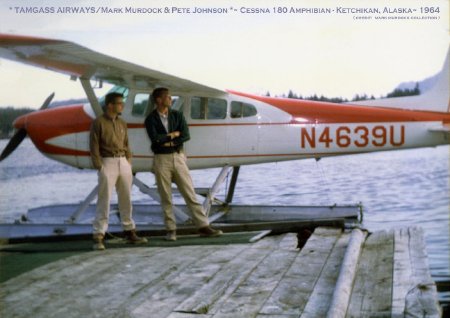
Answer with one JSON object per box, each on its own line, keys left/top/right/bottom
{"left": 0, "top": 34, "right": 449, "bottom": 241}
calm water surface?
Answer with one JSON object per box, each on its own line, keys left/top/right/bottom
{"left": 0, "top": 139, "right": 448, "bottom": 301}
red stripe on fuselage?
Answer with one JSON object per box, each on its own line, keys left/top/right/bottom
{"left": 228, "top": 90, "right": 450, "bottom": 124}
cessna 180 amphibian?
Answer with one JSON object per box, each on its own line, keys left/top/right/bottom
{"left": 0, "top": 34, "right": 449, "bottom": 234}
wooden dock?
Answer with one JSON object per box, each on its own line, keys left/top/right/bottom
{"left": 0, "top": 226, "right": 441, "bottom": 317}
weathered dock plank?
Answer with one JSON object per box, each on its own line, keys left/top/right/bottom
{"left": 211, "top": 248, "right": 298, "bottom": 317}
{"left": 393, "top": 227, "right": 441, "bottom": 318}
{"left": 300, "top": 231, "right": 351, "bottom": 318}
{"left": 1, "top": 246, "right": 219, "bottom": 317}
{"left": 127, "top": 246, "right": 246, "bottom": 318}
{"left": 174, "top": 246, "right": 276, "bottom": 314}
{"left": 167, "top": 314, "right": 212, "bottom": 318}
{"left": 0, "top": 227, "right": 441, "bottom": 318}
{"left": 1, "top": 248, "right": 142, "bottom": 317}
{"left": 175, "top": 233, "right": 298, "bottom": 315}
{"left": 345, "top": 229, "right": 394, "bottom": 317}
{"left": 260, "top": 227, "right": 343, "bottom": 316}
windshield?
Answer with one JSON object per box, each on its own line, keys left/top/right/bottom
{"left": 98, "top": 86, "right": 129, "bottom": 107}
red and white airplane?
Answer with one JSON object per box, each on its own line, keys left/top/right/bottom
{"left": 1, "top": 34, "right": 449, "bottom": 167}
{"left": 0, "top": 34, "right": 449, "bottom": 219}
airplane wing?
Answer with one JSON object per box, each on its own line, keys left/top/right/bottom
{"left": 0, "top": 33, "right": 225, "bottom": 95}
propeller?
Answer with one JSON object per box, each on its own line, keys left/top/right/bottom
{"left": 38, "top": 92, "right": 55, "bottom": 111}
{"left": 0, "top": 92, "right": 55, "bottom": 162}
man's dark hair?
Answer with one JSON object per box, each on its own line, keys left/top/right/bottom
{"left": 104, "top": 92, "right": 124, "bottom": 107}
{"left": 151, "top": 87, "right": 169, "bottom": 103}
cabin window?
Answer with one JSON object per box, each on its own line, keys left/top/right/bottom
{"left": 171, "top": 96, "right": 184, "bottom": 112}
{"left": 191, "top": 97, "right": 227, "bottom": 120}
{"left": 131, "top": 94, "right": 184, "bottom": 117}
{"left": 132, "top": 93, "right": 150, "bottom": 116}
{"left": 230, "top": 101, "right": 257, "bottom": 118}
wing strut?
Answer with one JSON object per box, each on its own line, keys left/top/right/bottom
{"left": 80, "top": 78, "right": 103, "bottom": 117}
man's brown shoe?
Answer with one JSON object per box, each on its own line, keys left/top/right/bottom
{"left": 124, "top": 230, "right": 148, "bottom": 244}
{"left": 93, "top": 233, "right": 105, "bottom": 251}
{"left": 165, "top": 231, "right": 177, "bottom": 241}
{"left": 199, "top": 226, "right": 223, "bottom": 237}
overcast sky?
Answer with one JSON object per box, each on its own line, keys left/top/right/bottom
{"left": 0, "top": 0, "right": 448, "bottom": 108}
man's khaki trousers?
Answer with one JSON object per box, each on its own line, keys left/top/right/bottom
{"left": 93, "top": 157, "right": 135, "bottom": 235}
{"left": 153, "top": 152, "right": 209, "bottom": 231}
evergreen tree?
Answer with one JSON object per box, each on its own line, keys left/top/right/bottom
{"left": 0, "top": 107, "right": 33, "bottom": 138}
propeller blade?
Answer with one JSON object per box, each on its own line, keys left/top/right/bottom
{"left": 0, "top": 128, "right": 27, "bottom": 161}
{"left": 40, "top": 92, "right": 55, "bottom": 110}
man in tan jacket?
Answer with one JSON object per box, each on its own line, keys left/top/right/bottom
{"left": 90, "top": 92, "right": 147, "bottom": 250}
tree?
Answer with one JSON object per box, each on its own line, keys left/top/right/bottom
{"left": 386, "top": 82, "right": 420, "bottom": 98}
{"left": 0, "top": 107, "right": 33, "bottom": 139}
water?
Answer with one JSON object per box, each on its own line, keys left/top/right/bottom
{"left": 0, "top": 138, "right": 449, "bottom": 302}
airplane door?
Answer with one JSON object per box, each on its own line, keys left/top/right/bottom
{"left": 227, "top": 100, "right": 259, "bottom": 160}
{"left": 184, "top": 96, "right": 229, "bottom": 168}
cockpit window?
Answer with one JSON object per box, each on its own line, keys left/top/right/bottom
{"left": 191, "top": 96, "right": 227, "bottom": 120}
{"left": 230, "top": 101, "right": 257, "bottom": 118}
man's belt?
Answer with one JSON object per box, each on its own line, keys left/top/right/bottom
{"left": 154, "top": 145, "right": 183, "bottom": 154}
{"left": 104, "top": 154, "right": 126, "bottom": 158}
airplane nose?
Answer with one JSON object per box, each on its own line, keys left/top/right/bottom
{"left": 24, "top": 107, "right": 72, "bottom": 146}
{"left": 25, "top": 104, "right": 93, "bottom": 155}
{"left": 13, "top": 113, "right": 28, "bottom": 130}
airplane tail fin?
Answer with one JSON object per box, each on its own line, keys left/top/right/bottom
{"left": 425, "top": 48, "right": 449, "bottom": 113}
{"left": 348, "top": 48, "right": 449, "bottom": 113}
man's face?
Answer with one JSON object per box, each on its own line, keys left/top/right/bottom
{"left": 109, "top": 97, "right": 124, "bottom": 115}
{"left": 158, "top": 91, "right": 172, "bottom": 108}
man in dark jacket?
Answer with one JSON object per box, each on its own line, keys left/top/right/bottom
{"left": 144, "top": 87, "right": 222, "bottom": 241}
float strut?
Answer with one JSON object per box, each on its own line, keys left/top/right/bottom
{"left": 225, "top": 166, "right": 240, "bottom": 204}
{"left": 66, "top": 184, "right": 99, "bottom": 224}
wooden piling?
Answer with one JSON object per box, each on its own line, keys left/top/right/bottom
{"left": 327, "top": 228, "right": 367, "bottom": 318}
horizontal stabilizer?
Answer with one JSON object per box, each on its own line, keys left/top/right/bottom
{"left": 428, "top": 126, "right": 450, "bottom": 134}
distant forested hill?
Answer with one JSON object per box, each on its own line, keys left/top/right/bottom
{"left": 0, "top": 107, "right": 33, "bottom": 139}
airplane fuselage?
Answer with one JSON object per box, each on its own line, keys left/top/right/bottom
{"left": 14, "top": 87, "right": 450, "bottom": 172}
